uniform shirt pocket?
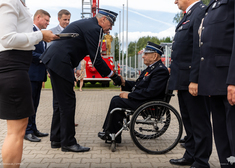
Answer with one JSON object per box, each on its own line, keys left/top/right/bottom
{"left": 215, "top": 55, "right": 230, "bottom": 67}
{"left": 208, "top": 0, "right": 228, "bottom": 24}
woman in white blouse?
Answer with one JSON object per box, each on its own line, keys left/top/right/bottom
{"left": 0, "top": 0, "right": 59, "bottom": 167}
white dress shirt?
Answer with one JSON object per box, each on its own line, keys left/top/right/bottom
{"left": 186, "top": 1, "right": 200, "bottom": 13}
{"left": 0, "top": 0, "right": 43, "bottom": 52}
{"left": 58, "top": 25, "right": 64, "bottom": 32}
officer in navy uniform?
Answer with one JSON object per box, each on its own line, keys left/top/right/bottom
{"left": 168, "top": 0, "right": 212, "bottom": 167}
{"left": 198, "top": 0, "right": 235, "bottom": 167}
{"left": 40, "top": 9, "right": 121, "bottom": 153}
{"left": 98, "top": 42, "right": 169, "bottom": 143}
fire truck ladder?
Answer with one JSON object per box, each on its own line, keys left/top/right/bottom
{"left": 81, "top": 0, "right": 92, "bottom": 19}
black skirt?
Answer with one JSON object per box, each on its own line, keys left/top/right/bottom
{"left": 0, "top": 50, "right": 34, "bottom": 120}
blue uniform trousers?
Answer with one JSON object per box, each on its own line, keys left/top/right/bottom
{"left": 209, "top": 96, "right": 235, "bottom": 168}
{"left": 48, "top": 69, "right": 77, "bottom": 146}
{"left": 178, "top": 90, "right": 212, "bottom": 168}
{"left": 25, "top": 81, "right": 42, "bottom": 134}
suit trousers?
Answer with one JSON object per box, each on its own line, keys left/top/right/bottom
{"left": 102, "top": 96, "right": 142, "bottom": 134}
{"left": 209, "top": 96, "right": 235, "bottom": 168}
{"left": 178, "top": 90, "right": 212, "bottom": 168}
{"left": 26, "top": 81, "right": 42, "bottom": 134}
{"left": 48, "top": 69, "right": 77, "bottom": 146}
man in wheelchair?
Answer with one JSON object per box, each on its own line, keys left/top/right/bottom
{"left": 98, "top": 42, "right": 169, "bottom": 143}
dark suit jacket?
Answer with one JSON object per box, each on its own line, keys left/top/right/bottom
{"left": 169, "top": 2, "right": 206, "bottom": 90}
{"left": 122, "top": 60, "right": 169, "bottom": 101}
{"left": 198, "top": 0, "right": 235, "bottom": 95}
{"left": 40, "top": 17, "right": 111, "bottom": 83}
{"left": 28, "top": 26, "right": 47, "bottom": 82}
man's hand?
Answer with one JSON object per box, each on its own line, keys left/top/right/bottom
{"left": 118, "top": 74, "right": 125, "bottom": 86}
{"left": 76, "top": 70, "right": 81, "bottom": 78}
{"left": 119, "top": 92, "right": 129, "bottom": 99}
{"left": 189, "top": 82, "right": 198, "bottom": 96}
{"left": 227, "top": 85, "right": 235, "bottom": 106}
{"left": 47, "top": 71, "right": 51, "bottom": 78}
{"left": 110, "top": 73, "right": 122, "bottom": 86}
{"left": 168, "top": 68, "right": 171, "bottom": 73}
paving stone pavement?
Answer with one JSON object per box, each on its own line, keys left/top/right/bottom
{"left": 0, "top": 89, "right": 220, "bottom": 168}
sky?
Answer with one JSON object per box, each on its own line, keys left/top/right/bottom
{"left": 26, "top": 0, "right": 180, "bottom": 48}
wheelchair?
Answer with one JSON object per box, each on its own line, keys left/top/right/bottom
{"left": 104, "top": 87, "right": 183, "bottom": 154}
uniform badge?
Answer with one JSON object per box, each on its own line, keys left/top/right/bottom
{"left": 143, "top": 72, "right": 150, "bottom": 80}
{"left": 212, "top": 2, "right": 217, "bottom": 8}
{"left": 183, "top": 20, "right": 190, "bottom": 25}
{"left": 188, "top": 10, "right": 191, "bottom": 15}
{"left": 178, "top": 26, "right": 183, "bottom": 31}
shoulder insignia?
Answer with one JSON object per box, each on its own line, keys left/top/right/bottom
{"left": 199, "top": 3, "right": 205, "bottom": 9}
{"left": 212, "top": 2, "right": 217, "bottom": 9}
{"left": 188, "top": 10, "right": 191, "bottom": 15}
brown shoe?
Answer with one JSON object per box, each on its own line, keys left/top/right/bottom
{"left": 75, "top": 123, "right": 78, "bottom": 127}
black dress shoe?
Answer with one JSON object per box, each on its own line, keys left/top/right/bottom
{"left": 61, "top": 144, "right": 90, "bottom": 152}
{"left": 24, "top": 133, "right": 41, "bottom": 142}
{"left": 34, "top": 130, "right": 49, "bottom": 137}
{"left": 98, "top": 132, "right": 122, "bottom": 143}
{"left": 51, "top": 141, "right": 61, "bottom": 148}
{"left": 179, "top": 136, "right": 187, "bottom": 143}
{"left": 169, "top": 157, "right": 194, "bottom": 166}
{"left": 98, "top": 132, "right": 107, "bottom": 140}
{"left": 180, "top": 143, "right": 185, "bottom": 148}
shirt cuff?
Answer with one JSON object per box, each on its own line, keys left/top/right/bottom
{"left": 107, "top": 71, "right": 113, "bottom": 77}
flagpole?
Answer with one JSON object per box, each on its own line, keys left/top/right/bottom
{"left": 125, "top": 0, "right": 128, "bottom": 80}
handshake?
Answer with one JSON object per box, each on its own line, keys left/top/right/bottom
{"left": 110, "top": 73, "right": 122, "bottom": 86}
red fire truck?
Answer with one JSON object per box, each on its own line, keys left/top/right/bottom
{"left": 81, "top": 0, "right": 114, "bottom": 87}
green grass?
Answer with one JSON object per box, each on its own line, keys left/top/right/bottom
{"left": 44, "top": 77, "right": 52, "bottom": 88}
{"left": 43, "top": 77, "right": 120, "bottom": 90}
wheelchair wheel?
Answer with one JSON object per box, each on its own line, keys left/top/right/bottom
{"left": 130, "top": 101, "right": 182, "bottom": 154}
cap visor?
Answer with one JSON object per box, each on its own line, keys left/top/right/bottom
{"left": 143, "top": 50, "right": 155, "bottom": 53}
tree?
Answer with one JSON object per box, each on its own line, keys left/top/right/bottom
{"left": 173, "top": 11, "right": 184, "bottom": 24}
{"left": 202, "top": 0, "right": 210, "bottom": 5}
{"left": 127, "top": 36, "right": 172, "bottom": 58}
{"left": 113, "top": 33, "right": 119, "bottom": 61}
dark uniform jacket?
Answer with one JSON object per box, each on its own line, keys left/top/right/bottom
{"left": 169, "top": 1, "right": 206, "bottom": 90}
{"left": 122, "top": 60, "right": 169, "bottom": 101}
{"left": 28, "top": 26, "right": 47, "bottom": 82}
{"left": 40, "top": 17, "right": 111, "bottom": 83}
{"left": 198, "top": 0, "right": 235, "bottom": 95}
